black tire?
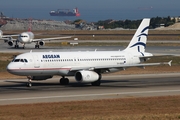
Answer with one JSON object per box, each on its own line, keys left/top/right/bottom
{"left": 27, "top": 83, "right": 32, "bottom": 87}
{"left": 64, "top": 78, "right": 69, "bottom": 85}
{"left": 60, "top": 78, "right": 64, "bottom": 85}
{"left": 60, "top": 78, "right": 69, "bottom": 85}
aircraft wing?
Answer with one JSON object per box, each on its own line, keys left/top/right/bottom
{"left": 3, "top": 35, "right": 19, "bottom": 37}
{"left": 0, "top": 34, "right": 18, "bottom": 42}
{"left": 0, "top": 37, "right": 17, "bottom": 42}
{"left": 70, "top": 61, "right": 172, "bottom": 71}
{"left": 32, "top": 36, "right": 72, "bottom": 42}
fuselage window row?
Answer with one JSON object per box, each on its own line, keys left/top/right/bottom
{"left": 40, "top": 58, "right": 126, "bottom": 62}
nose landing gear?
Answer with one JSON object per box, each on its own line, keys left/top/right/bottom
{"left": 27, "top": 76, "right": 32, "bottom": 87}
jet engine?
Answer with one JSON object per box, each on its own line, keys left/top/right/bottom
{"left": 39, "top": 41, "right": 45, "bottom": 46}
{"left": 8, "top": 41, "right": 13, "bottom": 46}
{"left": 75, "top": 70, "right": 99, "bottom": 82}
{"left": 31, "top": 75, "right": 53, "bottom": 81}
{"left": 4, "top": 36, "right": 13, "bottom": 43}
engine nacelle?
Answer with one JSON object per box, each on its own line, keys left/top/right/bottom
{"left": 31, "top": 75, "right": 53, "bottom": 81}
{"left": 39, "top": 41, "right": 45, "bottom": 46}
{"left": 75, "top": 70, "right": 99, "bottom": 83}
{"left": 8, "top": 41, "right": 13, "bottom": 46}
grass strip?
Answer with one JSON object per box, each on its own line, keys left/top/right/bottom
{"left": 0, "top": 96, "right": 180, "bottom": 120}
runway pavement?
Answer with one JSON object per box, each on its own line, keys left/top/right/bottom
{"left": 0, "top": 73, "right": 180, "bottom": 105}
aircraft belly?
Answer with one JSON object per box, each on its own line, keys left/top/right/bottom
{"left": 43, "top": 69, "right": 58, "bottom": 75}
{"left": 9, "top": 69, "right": 41, "bottom": 76}
{"left": 58, "top": 70, "right": 73, "bottom": 76}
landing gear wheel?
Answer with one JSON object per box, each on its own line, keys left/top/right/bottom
{"left": 15, "top": 45, "right": 19, "bottom": 48}
{"left": 27, "top": 76, "right": 32, "bottom": 87}
{"left": 64, "top": 78, "right": 69, "bottom": 85}
{"left": 23, "top": 45, "right": 25, "bottom": 49}
{"left": 60, "top": 78, "right": 69, "bottom": 85}
{"left": 27, "top": 82, "right": 32, "bottom": 87}
{"left": 35, "top": 45, "right": 39, "bottom": 49}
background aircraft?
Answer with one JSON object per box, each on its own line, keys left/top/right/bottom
{"left": 10, "top": 31, "right": 71, "bottom": 49}
{"left": 2, "top": 30, "right": 72, "bottom": 49}
{"left": 1, "top": 20, "right": 72, "bottom": 49}
{"left": 7, "top": 18, "right": 172, "bottom": 87}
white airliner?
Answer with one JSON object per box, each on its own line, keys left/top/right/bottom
{"left": 1, "top": 30, "right": 71, "bottom": 49}
{"left": 7, "top": 18, "right": 172, "bottom": 87}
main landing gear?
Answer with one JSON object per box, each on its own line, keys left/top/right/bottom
{"left": 25, "top": 74, "right": 101, "bottom": 87}
{"left": 14, "top": 41, "right": 19, "bottom": 48}
{"left": 60, "top": 76, "right": 69, "bottom": 85}
{"left": 35, "top": 44, "right": 39, "bottom": 48}
{"left": 35, "top": 42, "right": 40, "bottom": 48}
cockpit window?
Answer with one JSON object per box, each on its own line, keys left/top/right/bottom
{"left": 20, "top": 59, "right": 24, "bottom": 62}
{"left": 14, "top": 59, "right": 20, "bottom": 62}
{"left": 20, "top": 35, "right": 28, "bottom": 37}
{"left": 12, "top": 59, "right": 28, "bottom": 63}
{"left": 24, "top": 59, "right": 28, "bottom": 62}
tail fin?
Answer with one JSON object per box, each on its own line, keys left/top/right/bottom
{"left": 124, "top": 18, "right": 150, "bottom": 53}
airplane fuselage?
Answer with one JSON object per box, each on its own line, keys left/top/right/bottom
{"left": 7, "top": 51, "right": 144, "bottom": 77}
{"left": 18, "top": 32, "right": 34, "bottom": 43}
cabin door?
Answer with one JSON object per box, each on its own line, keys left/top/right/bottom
{"left": 33, "top": 55, "right": 40, "bottom": 68}
{"left": 74, "top": 57, "right": 80, "bottom": 65}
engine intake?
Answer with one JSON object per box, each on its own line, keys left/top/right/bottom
{"left": 39, "top": 41, "right": 45, "bottom": 46}
{"left": 8, "top": 41, "right": 13, "bottom": 46}
{"left": 75, "top": 70, "right": 99, "bottom": 82}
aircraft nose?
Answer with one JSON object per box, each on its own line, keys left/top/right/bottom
{"left": 7, "top": 63, "right": 12, "bottom": 72}
{"left": 18, "top": 36, "right": 23, "bottom": 42}
{"left": 6, "top": 63, "right": 15, "bottom": 74}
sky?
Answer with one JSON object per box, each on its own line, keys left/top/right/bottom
{"left": 1, "top": 0, "right": 180, "bottom": 22}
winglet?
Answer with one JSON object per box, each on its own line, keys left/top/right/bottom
{"left": 160, "top": 60, "right": 172, "bottom": 66}
{"left": 168, "top": 60, "right": 172, "bottom": 66}
{"left": 162, "top": 60, "right": 172, "bottom": 66}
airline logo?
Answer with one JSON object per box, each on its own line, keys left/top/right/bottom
{"left": 130, "top": 26, "right": 149, "bottom": 49}
{"left": 42, "top": 54, "right": 60, "bottom": 59}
